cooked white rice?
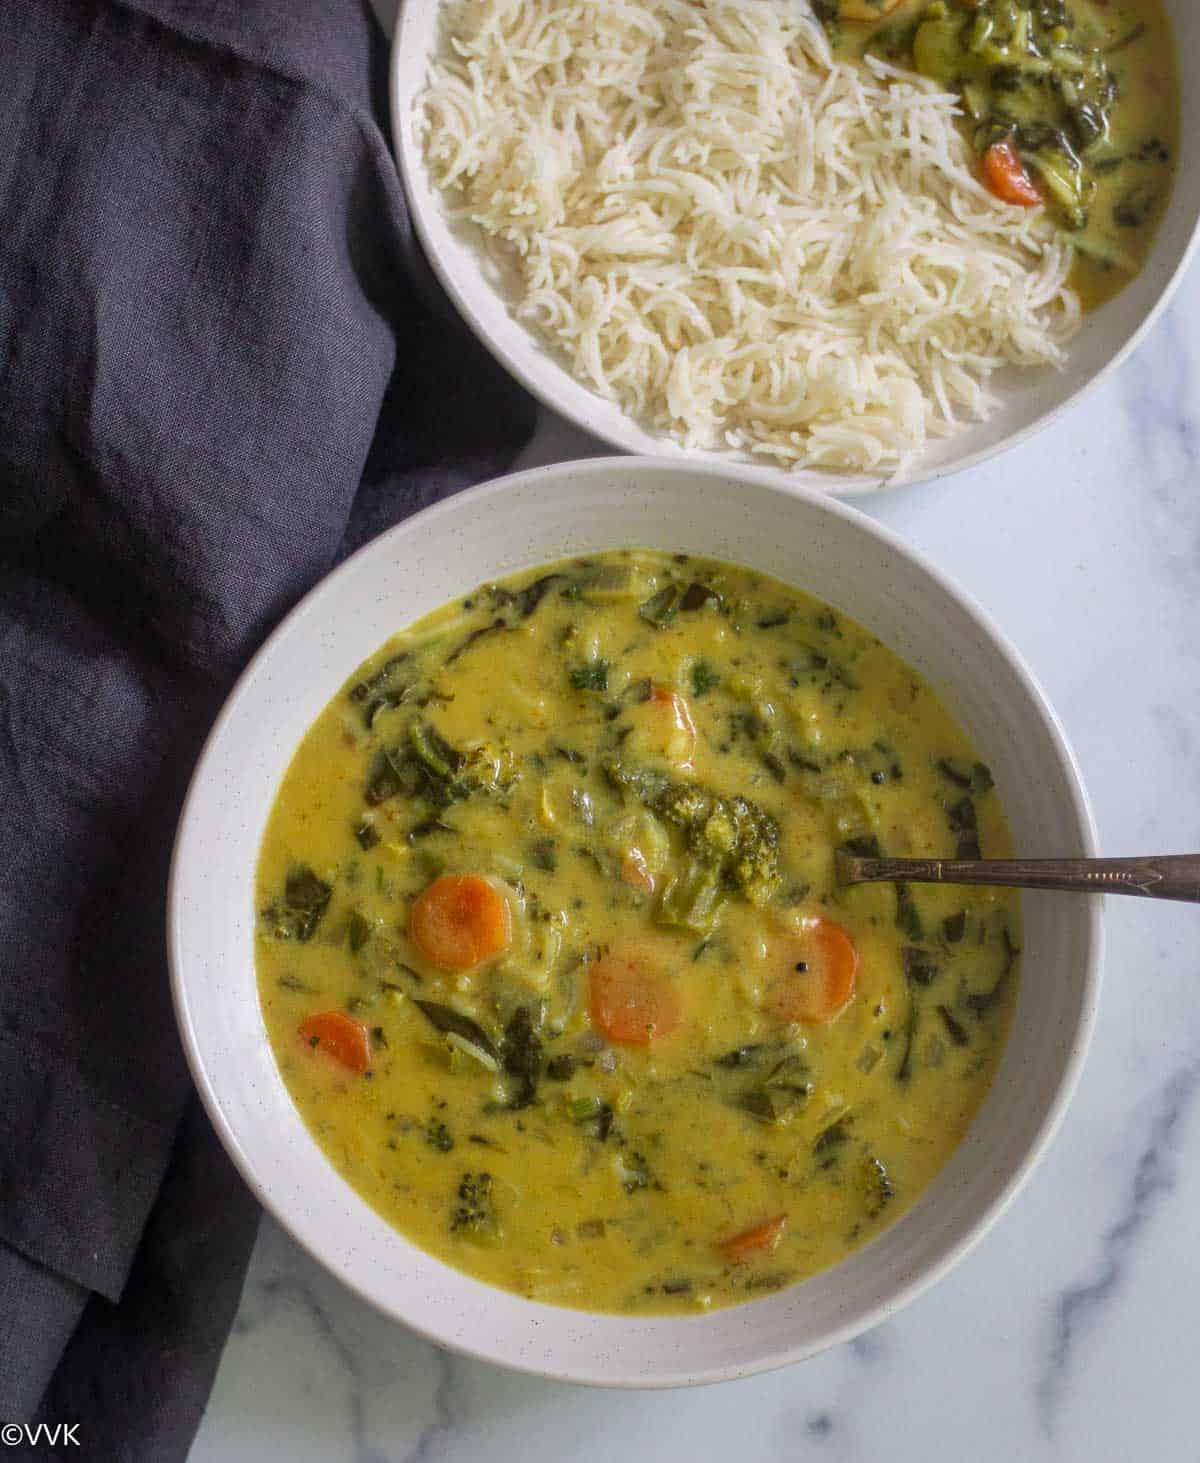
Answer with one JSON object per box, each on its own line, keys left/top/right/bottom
{"left": 419, "top": 0, "right": 1081, "bottom": 475}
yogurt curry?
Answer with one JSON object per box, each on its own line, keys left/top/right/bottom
{"left": 821, "top": 0, "right": 1179, "bottom": 307}
{"left": 256, "top": 552, "right": 1021, "bottom": 1314}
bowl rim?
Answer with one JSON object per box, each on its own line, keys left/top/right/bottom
{"left": 388, "top": 0, "right": 1200, "bottom": 497}
{"left": 168, "top": 456, "right": 1103, "bottom": 1385}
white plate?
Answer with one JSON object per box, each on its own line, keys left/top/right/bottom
{"left": 169, "top": 458, "right": 1101, "bottom": 1385}
{"left": 390, "top": 0, "right": 1200, "bottom": 493}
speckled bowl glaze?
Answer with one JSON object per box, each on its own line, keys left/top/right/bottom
{"left": 169, "top": 458, "right": 1102, "bottom": 1384}
{"left": 390, "top": 0, "right": 1199, "bottom": 494}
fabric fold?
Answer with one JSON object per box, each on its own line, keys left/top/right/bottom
{"left": 0, "top": 0, "right": 536, "bottom": 1446}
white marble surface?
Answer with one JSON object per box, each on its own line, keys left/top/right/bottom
{"left": 189, "top": 11, "right": 1200, "bottom": 1452}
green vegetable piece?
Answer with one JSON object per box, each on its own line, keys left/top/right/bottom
{"left": 347, "top": 911, "right": 372, "bottom": 956}
{"left": 409, "top": 721, "right": 463, "bottom": 782}
{"left": 657, "top": 859, "right": 726, "bottom": 935}
{"left": 937, "top": 1004, "right": 970, "bottom": 1046}
{"left": 902, "top": 947, "right": 941, "bottom": 987}
{"left": 500, "top": 1006, "right": 543, "bottom": 1110}
{"left": 572, "top": 1097, "right": 615, "bottom": 1141}
{"left": 638, "top": 585, "right": 680, "bottom": 626}
{"left": 948, "top": 796, "right": 981, "bottom": 861}
{"left": 935, "top": 757, "right": 974, "bottom": 790}
{"left": 1027, "top": 149, "right": 1088, "bottom": 230}
{"left": 679, "top": 582, "right": 722, "bottom": 612}
{"left": 445, "top": 617, "right": 509, "bottom": 666}
{"left": 355, "top": 818, "right": 380, "bottom": 851}
{"left": 276, "top": 973, "right": 316, "bottom": 994}
{"left": 965, "top": 924, "right": 1021, "bottom": 1015}
{"left": 661, "top": 1277, "right": 693, "bottom": 1295}
{"left": 742, "top": 1054, "right": 812, "bottom": 1125}
{"left": 813, "top": 1116, "right": 852, "bottom": 1163}
{"left": 264, "top": 865, "right": 332, "bottom": 942}
{"left": 691, "top": 659, "right": 720, "bottom": 698}
{"left": 569, "top": 659, "right": 610, "bottom": 692}
{"left": 529, "top": 837, "right": 557, "bottom": 873}
{"left": 496, "top": 573, "right": 567, "bottom": 618}
{"left": 715, "top": 1044, "right": 767, "bottom": 1069}
{"left": 450, "top": 1171, "right": 500, "bottom": 1242}
{"left": 1114, "top": 183, "right": 1156, "bottom": 229}
{"left": 425, "top": 1119, "right": 454, "bottom": 1153}
{"left": 895, "top": 883, "right": 923, "bottom": 941}
{"left": 546, "top": 1054, "right": 578, "bottom": 1081}
{"left": 913, "top": 15, "right": 975, "bottom": 87}
{"left": 896, "top": 999, "right": 919, "bottom": 1084}
{"left": 348, "top": 653, "right": 409, "bottom": 713}
{"left": 650, "top": 778, "right": 782, "bottom": 907}
{"left": 365, "top": 747, "right": 405, "bottom": 806}
{"left": 942, "top": 911, "right": 967, "bottom": 944}
{"left": 413, "top": 1000, "right": 499, "bottom": 1062}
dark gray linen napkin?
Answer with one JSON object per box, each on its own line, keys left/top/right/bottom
{"left": 0, "top": 0, "right": 535, "bottom": 1453}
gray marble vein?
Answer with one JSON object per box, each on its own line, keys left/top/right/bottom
{"left": 403, "top": 1349, "right": 466, "bottom": 1463}
{"left": 233, "top": 1273, "right": 391, "bottom": 1463}
{"left": 1039, "top": 1057, "right": 1200, "bottom": 1435}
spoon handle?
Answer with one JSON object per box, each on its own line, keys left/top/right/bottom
{"left": 835, "top": 853, "right": 1200, "bottom": 903}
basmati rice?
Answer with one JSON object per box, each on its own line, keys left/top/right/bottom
{"left": 420, "top": 0, "right": 1081, "bottom": 475}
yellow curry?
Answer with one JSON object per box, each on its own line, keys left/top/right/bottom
{"left": 256, "top": 552, "right": 1020, "bottom": 1314}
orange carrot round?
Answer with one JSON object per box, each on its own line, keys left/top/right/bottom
{"left": 298, "top": 1011, "right": 371, "bottom": 1073}
{"left": 719, "top": 1213, "right": 787, "bottom": 1263}
{"left": 981, "top": 141, "right": 1043, "bottom": 207}
{"left": 763, "top": 918, "right": 858, "bottom": 1025}
{"left": 409, "top": 874, "right": 512, "bottom": 971}
{"left": 589, "top": 947, "right": 682, "bottom": 1045}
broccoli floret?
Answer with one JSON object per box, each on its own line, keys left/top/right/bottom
{"left": 649, "top": 780, "right": 781, "bottom": 906}
{"left": 450, "top": 1172, "right": 501, "bottom": 1243}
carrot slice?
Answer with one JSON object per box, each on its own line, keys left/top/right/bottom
{"left": 298, "top": 1011, "right": 371, "bottom": 1073}
{"left": 409, "top": 874, "right": 512, "bottom": 971}
{"left": 981, "top": 141, "right": 1043, "bottom": 207}
{"left": 764, "top": 918, "right": 858, "bottom": 1025}
{"left": 589, "top": 947, "right": 682, "bottom": 1045}
{"left": 719, "top": 1213, "right": 787, "bottom": 1263}
{"left": 626, "top": 685, "right": 697, "bottom": 769}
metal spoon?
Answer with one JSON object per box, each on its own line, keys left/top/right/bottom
{"left": 835, "top": 852, "right": 1200, "bottom": 903}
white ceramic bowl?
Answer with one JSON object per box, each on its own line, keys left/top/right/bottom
{"left": 390, "top": 0, "right": 1199, "bottom": 494}
{"left": 169, "top": 458, "right": 1101, "bottom": 1385}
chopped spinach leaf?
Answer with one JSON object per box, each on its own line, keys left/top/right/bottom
{"left": 500, "top": 1006, "right": 543, "bottom": 1110}
{"left": 413, "top": 1000, "right": 499, "bottom": 1063}
{"left": 902, "top": 947, "right": 940, "bottom": 987}
{"left": 691, "top": 658, "right": 720, "bottom": 698}
{"left": 947, "top": 796, "right": 981, "bottom": 860}
{"left": 569, "top": 659, "right": 610, "bottom": 692}
{"left": 638, "top": 585, "right": 679, "bottom": 626}
{"left": 942, "top": 910, "right": 967, "bottom": 944}
{"left": 263, "top": 865, "right": 332, "bottom": 942}
{"left": 425, "top": 1119, "right": 454, "bottom": 1153}
{"left": 937, "top": 1004, "right": 970, "bottom": 1047}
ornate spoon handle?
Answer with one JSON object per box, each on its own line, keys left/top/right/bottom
{"left": 835, "top": 853, "right": 1200, "bottom": 903}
